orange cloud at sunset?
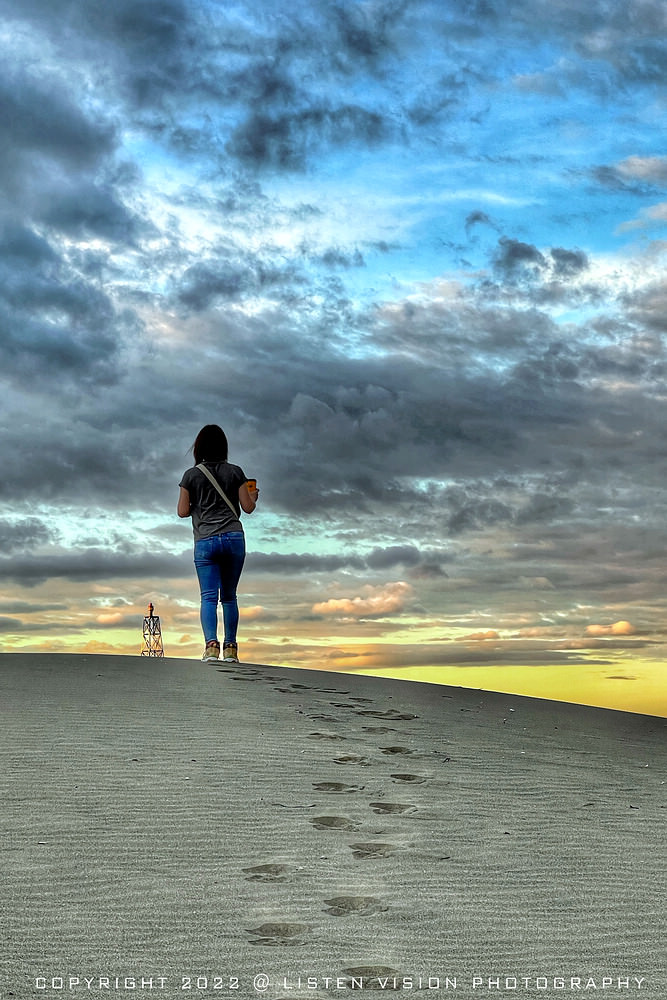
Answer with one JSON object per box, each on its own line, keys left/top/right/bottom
{"left": 585, "top": 620, "right": 636, "bottom": 637}
{"left": 96, "top": 613, "right": 124, "bottom": 625}
{"left": 240, "top": 606, "right": 267, "bottom": 620}
{"left": 312, "top": 581, "right": 413, "bottom": 618}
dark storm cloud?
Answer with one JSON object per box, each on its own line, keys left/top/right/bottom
{"left": 483, "top": 239, "right": 594, "bottom": 306}
{"left": 247, "top": 545, "right": 443, "bottom": 578}
{"left": 90, "top": 0, "right": 194, "bottom": 105}
{"left": 41, "top": 182, "right": 141, "bottom": 243}
{"left": 374, "top": 287, "right": 560, "bottom": 361}
{"left": 623, "top": 279, "right": 667, "bottom": 334}
{"left": 0, "top": 518, "right": 57, "bottom": 552}
{"left": 177, "top": 261, "right": 256, "bottom": 310}
{"left": 0, "top": 600, "right": 67, "bottom": 615}
{"left": 406, "top": 71, "right": 471, "bottom": 128}
{"left": 549, "top": 247, "right": 588, "bottom": 278}
{"left": 0, "top": 253, "right": 123, "bottom": 384}
{"left": 0, "top": 548, "right": 189, "bottom": 588}
{"left": 227, "top": 105, "right": 392, "bottom": 171}
{"left": 319, "top": 248, "right": 365, "bottom": 269}
{"left": 502, "top": 0, "right": 667, "bottom": 90}
{"left": 176, "top": 254, "right": 305, "bottom": 311}
{"left": 212, "top": 41, "right": 378, "bottom": 167}
{"left": 248, "top": 552, "right": 366, "bottom": 574}
{"left": 329, "top": 0, "right": 409, "bottom": 67}
{"left": 0, "top": 62, "right": 122, "bottom": 251}
{"left": 365, "top": 545, "right": 422, "bottom": 569}
{"left": 0, "top": 57, "right": 139, "bottom": 382}
{"left": 515, "top": 493, "right": 575, "bottom": 525}
{"left": 165, "top": 2, "right": 464, "bottom": 169}
{"left": 1, "top": 0, "right": 197, "bottom": 108}
{"left": 0, "top": 65, "right": 115, "bottom": 180}
{"left": 0, "top": 416, "right": 154, "bottom": 503}
{"left": 446, "top": 497, "right": 514, "bottom": 536}
{"left": 0, "top": 224, "right": 57, "bottom": 266}
{"left": 0, "top": 616, "right": 35, "bottom": 631}
{"left": 494, "top": 238, "right": 547, "bottom": 279}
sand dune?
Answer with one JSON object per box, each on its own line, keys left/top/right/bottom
{"left": 1, "top": 653, "right": 664, "bottom": 998}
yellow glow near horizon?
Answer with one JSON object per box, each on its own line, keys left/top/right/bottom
{"left": 347, "top": 660, "right": 667, "bottom": 718}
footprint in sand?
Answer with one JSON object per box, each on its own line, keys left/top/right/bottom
{"left": 246, "top": 922, "right": 309, "bottom": 947}
{"left": 333, "top": 754, "right": 371, "bottom": 766}
{"left": 380, "top": 746, "right": 414, "bottom": 756}
{"left": 341, "top": 967, "right": 402, "bottom": 987}
{"left": 242, "top": 863, "right": 290, "bottom": 883}
{"left": 323, "top": 896, "right": 388, "bottom": 917}
{"left": 390, "top": 773, "right": 428, "bottom": 784}
{"left": 349, "top": 842, "right": 397, "bottom": 859}
{"left": 361, "top": 726, "right": 398, "bottom": 734}
{"left": 310, "top": 816, "right": 361, "bottom": 832}
{"left": 313, "top": 781, "right": 365, "bottom": 794}
{"left": 369, "top": 802, "right": 418, "bottom": 816}
{"left": 356, "top": 709, "right": 418, "bottom": 721}
{"left": 308, "top": 732, "right": 347, "bottom": 742}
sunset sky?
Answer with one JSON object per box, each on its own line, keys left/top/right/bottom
{"left": 1, "top": 0, "right": 666, "bottom": 716}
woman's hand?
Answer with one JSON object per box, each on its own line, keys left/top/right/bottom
{"left": 239, "top": 482, "right": 258, "bottom": 513}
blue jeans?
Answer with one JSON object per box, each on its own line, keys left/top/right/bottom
{"left": 193, "top": 531, "right": 246, "bottom": 645}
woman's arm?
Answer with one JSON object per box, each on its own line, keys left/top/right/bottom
{"left": 239, "top": 482, "right": 259, "bottom": 514}
{"left": 177, "top": 487, "right": 191, "bottom": 518}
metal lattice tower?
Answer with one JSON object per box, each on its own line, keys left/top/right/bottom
{"left": 141, "top": 602, "right": 164, "bottom": 657}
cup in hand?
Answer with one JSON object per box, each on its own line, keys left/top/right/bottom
{"left": 246, "top": 478, "right": 259, "bottom": 500}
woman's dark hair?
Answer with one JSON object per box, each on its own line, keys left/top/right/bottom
{"left": 192, "top": 424, "right": 228, "bottom": 464}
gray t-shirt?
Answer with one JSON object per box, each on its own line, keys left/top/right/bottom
{"left": 179, "top": 461, "right": 247, "bottom": 541}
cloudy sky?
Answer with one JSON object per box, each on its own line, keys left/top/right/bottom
{"left": 1, "top": 0, "right": 666, "bottom": 715}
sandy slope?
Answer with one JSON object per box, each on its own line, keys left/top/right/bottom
{"left": 1, "top": 653, "right": 664, "bottom": 998}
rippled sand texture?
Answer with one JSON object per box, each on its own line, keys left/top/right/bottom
{"left": 2, "top": 653, "right": 665, "bottom": 998}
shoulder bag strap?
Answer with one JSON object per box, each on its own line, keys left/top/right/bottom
{"left": 196, "top": 463, "right": 238, "bottom": 517}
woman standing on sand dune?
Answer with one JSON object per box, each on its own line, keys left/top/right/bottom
{"left": 178, "top": 424, "right": 259, "bottom": 664}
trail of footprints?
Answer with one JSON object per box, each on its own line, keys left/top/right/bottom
{"left": 237, "top": 676, "right": 447, "bottom": 956}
